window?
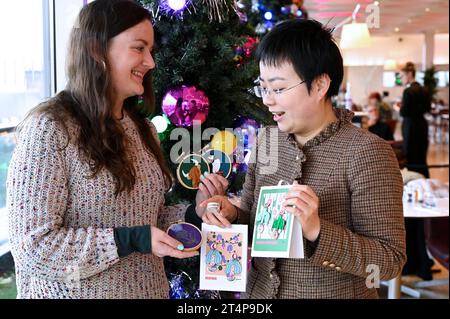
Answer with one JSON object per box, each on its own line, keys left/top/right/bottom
{"left": 436, "top": 71, "right": 449, "bottom": 87}
{"left": 0, "top": 1, "right": 51, "bottom": 233}
{"left": 416, "top": 71, "right": 425, "bottom": 86}
{"left": 0, "top": 1, "right": 50, "bottom": 128}
{"left": 0, "top": 1, "right": 86, "bottom": 214}
{"left": 383, "top": 72, "right": 397, "bottom": 87}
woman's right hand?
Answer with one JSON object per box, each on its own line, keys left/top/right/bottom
{"left": 150, "top": 226, "right": 199, "bottom": 259}
{"left": 199, "top": 195, "right": 237, "bottom": 228}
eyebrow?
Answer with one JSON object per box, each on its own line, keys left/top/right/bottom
{"left": 134, "top": 38, "right": 150, "bottom": 46}
{"left": 258, "top": 76, "right": 287, "bottom": 83}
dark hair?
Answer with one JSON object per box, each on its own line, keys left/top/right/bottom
{"left": 401, "top": 61, "right": 416, "bottom": 77}
{"left": 255, "top": 19, "right": 344, "bottom": 100}
{"left": 368, "top": 92, "right": 382, "bottom": 102}
{"left": 21, "top": 0, "right": 172, "bottom": 195}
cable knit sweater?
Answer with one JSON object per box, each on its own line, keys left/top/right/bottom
{"left": 7, "top": 111, "right": 185, "bottom": 299}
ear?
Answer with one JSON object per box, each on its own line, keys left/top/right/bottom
{"left": 313, "top": 74, "right": 331, "bottom": 101}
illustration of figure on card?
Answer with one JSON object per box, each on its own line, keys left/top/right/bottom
{"left": 255, "top": 192, "right": 288, "bottom": 240}
{"left": 255, "top": 197, "right": 272, "bottom": 235}
{"left": 204, "top": 232, "right": 243, "bottom": 282}
{"left": 271, "top": 208, "right": 288, "bottom": 239}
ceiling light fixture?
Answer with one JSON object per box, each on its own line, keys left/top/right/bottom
{"left": 336, "top": 4, "right": 372, "bottom": 49}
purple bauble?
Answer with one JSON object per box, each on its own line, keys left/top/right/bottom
{"left": 162, "top": 85, "right": 210, "bottom": 127}
{"left": 167, "top": 223, "right": 202, "bottom": 250}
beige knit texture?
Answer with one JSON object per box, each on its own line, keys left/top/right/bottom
{"left": 7, "top": 112, "right": 185, "bottom": 299}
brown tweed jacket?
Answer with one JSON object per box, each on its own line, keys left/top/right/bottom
{"left": 237, "top": 108, "right": 406, "bottom": 299}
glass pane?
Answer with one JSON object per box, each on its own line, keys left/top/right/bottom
{"left": 437, "top": 71, "right": 449, "bottom": 88}
{"left": 0, "top": 131, "right": 15, "bottom": 256}
{"left": 0, "top": 1, "right": 46, "bottom": 226}
{"left": 0, "top": 1, "right": 46, "bottom": 127}
{"left": 383, "top": 72, "right": 396, "bottom": 88}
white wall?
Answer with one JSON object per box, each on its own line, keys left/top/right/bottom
{"left": 341, "top": 33, "right": 449, "bottom": 68}
{"left": 434, "top": 33, "right": 450, "bottom": 65}
{"left": 346, "top": 66, "right": 402, "bottom": 106}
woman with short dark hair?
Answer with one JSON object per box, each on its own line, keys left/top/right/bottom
{"left": 200, "top": 19, "right": 406, "bottom": 299}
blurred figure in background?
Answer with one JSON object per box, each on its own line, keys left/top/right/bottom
{"left": 368, "top": 91, "right": 393, "bottom": 123}
{"left": 367, "top": 104, "right": 394, "bottom": 141}
{"left": 400, "top": 62, "right": 431, "bottom": 178}
{"left": 400, "top": 62, "right": 434, "bottom": 280}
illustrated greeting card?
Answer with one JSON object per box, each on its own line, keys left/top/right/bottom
{"left": 251, "top": 185, "right": 304, "bottom": 258}
{"left": 199, "top": 224, "right": 248, "bottom": 292}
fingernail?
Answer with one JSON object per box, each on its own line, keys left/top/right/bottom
{"left": 200, "top": 175, "right": 205, "bottom": 181}
{"left": 204, "top": 172, "right": 209, "bottom": 176}
{"left": 177, "top": 244, "right": 184, "bottom": 251}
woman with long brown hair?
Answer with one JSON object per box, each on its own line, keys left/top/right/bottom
{"left": 7, "top": 0, "right": 227, "bottom": 299}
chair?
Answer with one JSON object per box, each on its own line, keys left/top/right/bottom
{"left": 388, "top": 140, "right": 407, "bottom": 169}
{"left": 408, "top": 217, "right": 450, "bottom": 291}
{"left": 425, "top": 217, "right": 449, "bottom": 270}
{"left": 385, "top": 119, "right": 398, "bottom": 135}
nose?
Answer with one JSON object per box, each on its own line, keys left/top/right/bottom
{"left": 262, "top": 93, "right": 276, "bottom": 108}
{"left": 143, "top": 50, "right": 155, "bottom": 70}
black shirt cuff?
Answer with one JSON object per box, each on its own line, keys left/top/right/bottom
{"left": 185, "top": 204, "right": 203, "bottom": 229}
{"left": 113, "top": 225, "right": 151, "bottom": 258}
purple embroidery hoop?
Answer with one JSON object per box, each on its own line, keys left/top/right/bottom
{"left": 167, "top": 222, "right": 203, "bottom": 251}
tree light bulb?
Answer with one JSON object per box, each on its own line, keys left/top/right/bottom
{"left": 168, "top": 0, "right": 186, "bottom": 11}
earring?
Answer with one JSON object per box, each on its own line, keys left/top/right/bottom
{"left": 100, "top": 60, "right": 106, "bottom": 71}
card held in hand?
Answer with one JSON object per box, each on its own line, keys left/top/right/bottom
{"left": 199, "top": 224, "right": 248, "bottom": 292}
{"left": 251, "top": 185, "right": 304, "bottom": 258}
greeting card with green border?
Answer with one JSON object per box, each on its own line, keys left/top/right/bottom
{"left": 251, "top": 185, "right": 304, "bottom": 258}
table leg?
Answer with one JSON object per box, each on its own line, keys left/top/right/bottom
{"left": 387, "top": 275, "right": 401, "bottom": 299}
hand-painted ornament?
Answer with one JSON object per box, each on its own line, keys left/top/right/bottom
{"left": 177, "top": 153, "right": 210, "bottom": 189}
{"left": 203, "top": 149, "right": 232, "bottom": 178}
{"left": 167, "top": 221, "right": 203, "bottom": 251}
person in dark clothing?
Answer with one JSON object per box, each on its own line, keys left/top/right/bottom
{"left": 367, "top": 104, "right": 394, "bottom": 141}
{"left": 400, "top": 62, "right": 434, "bottom": 280}
{"left": 400, "top": 61, "right": 431, "bottom": 178}
{"left": 368, "top": 91, "right": 393, "bottom": 123}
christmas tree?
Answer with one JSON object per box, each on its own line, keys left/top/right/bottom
{"left": 138, "top": 0, "right": 308, "bottom": 299}
{"left": 140, "top": 0, "right": 272, "bottom": 206}
{"left": 245, "top": 0, "right": 309, "bottom": 35}
{"left": 137, "top": 0, "right": 272, "bottom": 299}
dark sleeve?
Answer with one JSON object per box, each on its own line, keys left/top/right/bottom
{"left": 400, "top": 88, "right": 412, "bottom": 117}
{"left": 305, "top": 234, "right": 321, "bottom": 258}
{"left": 383, "top": 123, "right": 394, "bottom": 141}
{"left": 185, "top": 204, "right": 203, "bottom": 229}
{"left": 113, "top": 225, "right": 151, "bottom": 258}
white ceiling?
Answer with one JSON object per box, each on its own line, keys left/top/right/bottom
{"left": 305, "top": 0, "right": 449, "bottom": 36}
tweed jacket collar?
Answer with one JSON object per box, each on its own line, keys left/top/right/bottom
{"left": 286, "top": 108, "right": 354, "bottom": 150}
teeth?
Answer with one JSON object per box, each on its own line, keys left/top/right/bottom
{"left": 132, "top": 70, "right": 143, "bottom": 78}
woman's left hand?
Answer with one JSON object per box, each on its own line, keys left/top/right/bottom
{"left": 282, "top": 182, "right": 321, "bottom": 242}
{"left": 195, "top": 173, "right": 229, "bottom": 218}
